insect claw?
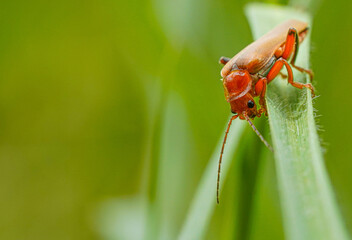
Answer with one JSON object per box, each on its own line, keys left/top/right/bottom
{"left": 258, "top": 108, "right": 267, "bottom": 117}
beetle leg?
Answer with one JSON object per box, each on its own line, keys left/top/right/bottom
{"left": 282, "top": 28, "right": 297, "bottom": 60}
{"left": 219, "top": 56, "right": 230, "bottom": 65}
{"left": 267, "top": 57, "right": 315, "bottom": 97}
{"left": 255, "top": 78, "right": 268, "bottom": 116}
{"left": 291, "top": 64, "right": 314, "bottom": 81}
{"left": 282, "top": 27, "right": 314, "bottom": 81}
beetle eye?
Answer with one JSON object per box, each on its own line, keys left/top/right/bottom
{"left": 247, "top": 100, "right": 255, "bottom": 108}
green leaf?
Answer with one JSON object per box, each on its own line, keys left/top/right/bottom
{"left": 178, "top": 118, "right": 246, "bottom": 240}
{"left": 245, "top": 3, "right": 350, "bottom": 240}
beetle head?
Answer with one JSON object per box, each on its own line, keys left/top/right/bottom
{"left": 230, "top": 93, "right": 258, "bottom": 118}
{"left": 223, "top": 70, "right": 258, "bottom": 118}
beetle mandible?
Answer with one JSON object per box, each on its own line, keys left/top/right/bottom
{"left": 217, "top": 19, "right": 315, "bottom": 203}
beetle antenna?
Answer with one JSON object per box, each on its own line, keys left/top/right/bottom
{"left": 244, "top": 115, "right": 274, "bottom": 152}
{"left": 217, "top": 115, "right": 238, "bottom": 204}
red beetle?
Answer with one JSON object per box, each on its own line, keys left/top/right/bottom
{"left": 217, "top": 19, "right": 315, "bottom": 203}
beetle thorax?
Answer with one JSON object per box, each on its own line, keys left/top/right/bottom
{"left": 223, "top": 70, "right": 252, "bottom": 102}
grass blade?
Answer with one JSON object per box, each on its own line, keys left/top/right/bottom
{"left": 178, "top": 118, "right": 245, "bottom": 240}
{"left": 246, "top": 3, "right": 350, "bottom": 240}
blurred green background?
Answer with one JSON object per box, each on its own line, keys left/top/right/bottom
{"left": 1, "top": 0, "right": 351, "bottom": 239}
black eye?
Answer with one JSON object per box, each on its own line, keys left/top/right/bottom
{"left": 247, "top": 100, "right": 255, "bottom": 108}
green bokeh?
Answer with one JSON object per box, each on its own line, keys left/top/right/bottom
{"left": 0, "top": 0, "right": 351, "bottom": 239}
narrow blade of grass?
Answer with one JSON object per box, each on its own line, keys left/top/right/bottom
{"left": 246, "top": 4, "right": 350, "bottom": 240}
{"left": 178, "top": 118, "right": 245, "bottom": 240}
